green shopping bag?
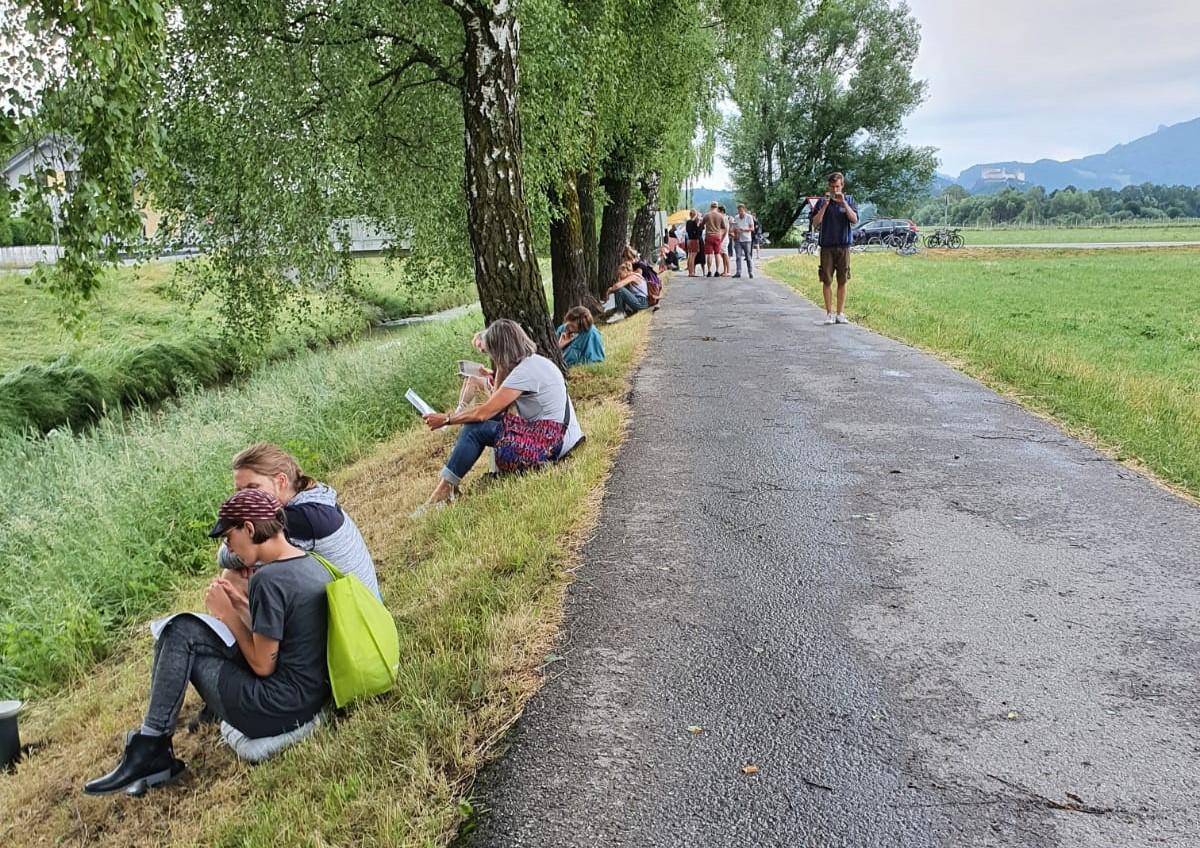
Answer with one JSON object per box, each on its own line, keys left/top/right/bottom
{"left": 311, "top": 553, "right": 400, "bottom": 708}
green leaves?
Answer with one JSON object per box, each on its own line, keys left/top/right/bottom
{"left": 724, "top": 0, "right": 936, "bottom": 236}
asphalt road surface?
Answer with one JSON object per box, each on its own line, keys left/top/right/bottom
{"left": 467, "top": 266, "right": 1200, "bottom": 847}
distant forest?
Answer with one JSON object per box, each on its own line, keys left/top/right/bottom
{"left": 912, "top": 183, "right": 1200, "bottom": 227}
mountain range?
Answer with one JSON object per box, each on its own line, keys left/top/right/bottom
{"left": 946, "top": 117, "right": 1200, "bottom": 193}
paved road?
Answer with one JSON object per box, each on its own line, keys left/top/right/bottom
{"left": 468, "top": 268, "right": 1200, "bottom": 847}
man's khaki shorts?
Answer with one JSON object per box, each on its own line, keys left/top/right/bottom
{"left": 819, "top": 246, "right": 851, "bottom": 285}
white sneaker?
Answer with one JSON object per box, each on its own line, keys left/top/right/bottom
{"left": 835, "top": 313, "right": 850, "bottom": 324}
{"left": 823, "top": 313, "right": 835, "bottom": 325}
{"left": 606, "top": 311, "right": 627, "bottom": 324}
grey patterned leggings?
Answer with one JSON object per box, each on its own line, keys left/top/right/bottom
{"left": 143, "top": 614, "right": 237, "bottom": 735}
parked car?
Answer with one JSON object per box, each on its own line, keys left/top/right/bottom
{"left": 852, "top": 218, "right": 919, "bottom": 245}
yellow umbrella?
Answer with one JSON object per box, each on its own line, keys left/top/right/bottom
{"left": 665, "top": 209, "right": 691, "bottom": 225}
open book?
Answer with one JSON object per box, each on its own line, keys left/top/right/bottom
{"left": 150, "top": 612, "right": 236, "bottom": 647}
{"left": 405, "top": 388, "right": 436, "bottom": 416}
{"left": 456, "top": 360, "right": 489, "bottom": 380}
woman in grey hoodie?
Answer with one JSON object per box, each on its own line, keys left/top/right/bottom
{"left": 218, "top": 443, "right": 380, "bottom": 599}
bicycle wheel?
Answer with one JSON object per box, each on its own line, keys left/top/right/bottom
{"left": 949, "top": 233, "right": 964, "bottom": 249}
{"left": 923, "top": 234, "right": 940, "bottom": 249}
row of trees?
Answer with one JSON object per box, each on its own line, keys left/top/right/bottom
{"left": 2, "top": 0, "right": 786, "bottom": 366}
{"left": 3, "top": 0, "right": 937, "bottom": 362}
{"left": 912, "top": 183, "right": 1200, "bottom": 227}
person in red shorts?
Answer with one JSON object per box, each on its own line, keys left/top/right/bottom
{"left": 702, "top": 202, "right": 727, "bottom": 278}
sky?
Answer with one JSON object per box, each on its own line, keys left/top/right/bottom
{"left": 701, "top": 0, "right": 1200, "bottom": 187}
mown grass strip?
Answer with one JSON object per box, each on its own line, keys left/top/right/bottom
{"left": 767, "top": 250, "right": 1200, "bottom": 498}
{"left": 0, "top": 311, "right": 650, "bottom": 847}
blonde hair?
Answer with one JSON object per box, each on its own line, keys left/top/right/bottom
{"left": 232, "top": 443, "right": 315, "bottom": 494}
{"left": 621, "top": 245, "right": 638, "bottom": 263}
{"left": 483, "top": 319, "right": 537, "bottom": 373}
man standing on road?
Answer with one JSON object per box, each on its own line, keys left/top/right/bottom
{"left": 702, "top": 201, "right": 727, "bottom": 278}
{"left": 810, "top": 171, "right": 859, "bottom": 325}
{"left": 732, "top": 202, "right": 755, "bottom": 278}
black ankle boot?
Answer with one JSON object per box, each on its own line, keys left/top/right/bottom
{"left": 83, "top": 731, "right": 186, "bottom": 796}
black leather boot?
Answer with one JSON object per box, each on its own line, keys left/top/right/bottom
{"left": 83, "top": 731, "right": 186, "bottom": 796}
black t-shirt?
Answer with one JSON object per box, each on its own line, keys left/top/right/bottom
{"left": 685, "top": 219, "right": 702, "bottom": 240}
{"left": 218, "top": 554, "right": 332, "bottom": 738}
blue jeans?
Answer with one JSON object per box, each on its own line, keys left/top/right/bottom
{"left": 442, "top": 416, "right": 504, "bottom": 485}
{"left": 615, "top": 287, "right": 648, "bottom": 314}
{"left": 734, "top": 240, "right": 753, "bottom": 275}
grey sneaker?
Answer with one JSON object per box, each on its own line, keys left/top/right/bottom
{"left": 835, "top": 313, "right": 850, "bottom": 324}
{"left": 823, "top": 313, "right": 836, "bottom": 325}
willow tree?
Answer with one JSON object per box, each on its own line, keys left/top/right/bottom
{"left": 3, "top": 0, "right": 580, "bottom": 362}
{"left": 724, "top": 0, "right": 936, "bottom": 239}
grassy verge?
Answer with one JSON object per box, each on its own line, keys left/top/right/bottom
{"left": 0, "top": 317, "right": 477, "bottom": 696}
{"left": 767, "top": 250, "right": 1200, "bottom": 498}
{"left": 0, "top": 310, "right": 649, "bottom": 847}
{"left": 0, "top": 258, "right": 476, "bottom": 434}
{"left": 956, "top": 225, "right": 1200, "bottom": 245}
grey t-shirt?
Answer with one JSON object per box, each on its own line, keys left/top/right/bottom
{"left": 218, "top": 554, "right": 332, "bottom": 738}
{"left": 733, "top": 213, "right": 754, "bottom": 242}
{"left": 501, "top": 354, "right": 584, "bottom": 457}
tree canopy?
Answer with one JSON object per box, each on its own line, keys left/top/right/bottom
{"left": 723, "top": 0, "right": 935, "bottom": 239}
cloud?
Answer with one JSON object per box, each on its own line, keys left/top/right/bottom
{"left": 903, "top": 0, "right": 1200, "bottom": 172}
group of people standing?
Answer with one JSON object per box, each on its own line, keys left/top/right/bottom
{"left": 682, "top": 201, "right": 761, "bottom": 279}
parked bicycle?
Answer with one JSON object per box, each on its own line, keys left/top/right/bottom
{"left": 923, "top": 228, "right": 965, "bottom": 249}
{"left": 797, "top": 230, "right": 819, "bottom": 255}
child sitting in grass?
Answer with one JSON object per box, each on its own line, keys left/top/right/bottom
{"left": 556, "top": 305, "right": 605, "bottom": 367}
{"left": 84, "top": 489, "right": 332, "bottom": 796}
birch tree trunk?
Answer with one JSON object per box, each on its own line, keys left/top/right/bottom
{"left": 459, "top": 1, "right": 563, "bottom": 366}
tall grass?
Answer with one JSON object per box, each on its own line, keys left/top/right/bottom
{"left": 0, "top": 313, "right": 480, "bottom": 697}
{"left": 0, "top": 258, "right": 477, "bottom": 435}
{"left": 0, "top": 310, "right": 650, "bottom": 848}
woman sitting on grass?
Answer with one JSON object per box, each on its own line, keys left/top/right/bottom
{"left": 604, "top": 259, "right": 649, "bottom": 324}
{"left": 415, "top": 319, "right": 584, "bottom": 512}
{"left": 556, "top": 305, "right": 605, "bottom": 367}
{"left": 219, "top": 443, "right": 380, "bottom": 600}
{"left": 84, "top": 489, "right": 332, "bottom": 796}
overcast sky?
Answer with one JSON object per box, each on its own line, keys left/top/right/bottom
{"left": 704, "top": 0, "right": 1200, "bottom": 187}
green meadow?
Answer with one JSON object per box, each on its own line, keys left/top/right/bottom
{"left": 769, "top": 248, "right": 1200, "bottom": 497}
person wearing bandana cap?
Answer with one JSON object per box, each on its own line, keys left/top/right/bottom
{"left": 84, "top": 488, "right": 333, "bottom": 796}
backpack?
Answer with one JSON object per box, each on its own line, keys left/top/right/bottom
{"left": 635, "top": 259, "right": 662, "bottom": 306}
{"left": 311, "top": 553, "right": 400, "bottom": 708}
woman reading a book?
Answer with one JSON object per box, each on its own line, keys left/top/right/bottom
{"left": 84, "top": 489, "right": 333, "bottom": 796}
{"left": 414, "top": 319, "right": 584, "bottom": 515}
{"left": 556, "top": 305, "right": 605, "bottom": 367}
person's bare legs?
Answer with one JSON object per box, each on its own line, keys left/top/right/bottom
{"left": 836, "top": 281, "right": 848, "bottom": 314}
{"left": 822, "top": 281, "right": 833, "bottom": 313}
{"left": 721, "top": 249, "right": 730, "bottom": 276}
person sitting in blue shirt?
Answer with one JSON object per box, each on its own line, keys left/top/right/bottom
{"left": 557, "top": 306, "right": 605, "bottom": 367}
